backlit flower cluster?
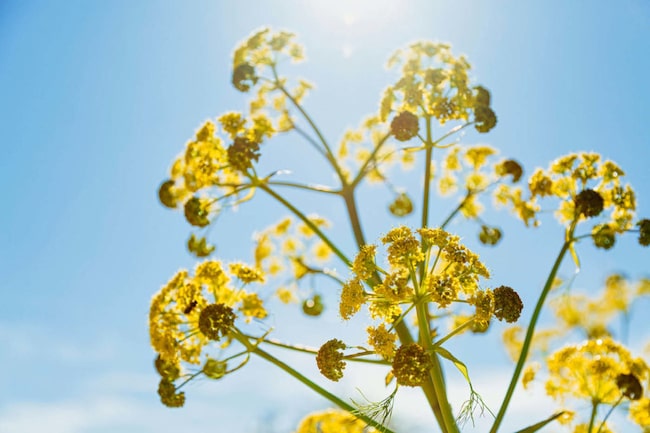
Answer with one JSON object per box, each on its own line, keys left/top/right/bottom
{"left": 381, "top": 42, "right": 497, "bottom": 132}
{"left": 149, "top": 259, "right": 268, "bottom": 406}
{"left": 495, "top": 153, "right": 637, "bottom": 238}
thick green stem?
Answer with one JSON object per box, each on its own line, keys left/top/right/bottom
{"left": 489, "top": 238, "right": 573, "bottom": 433}
{"left": 258, "top": 183, "right": 351, "bottom": 267}
{"left": 342, "top": 187, "right": 367, "bottom": 247}
{"left": 231, "top": 331, "right": 396, "bottom": 433}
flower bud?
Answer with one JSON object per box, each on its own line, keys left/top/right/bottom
{"left": 637, "top": 219, "right": 650, "bottom": 246}
{"left": 184, "top": 197, "right": 211, "bottom": 227}
{"left": 158, "top": 180, "right": 178, "bottom": 208}
{"left": 388, "top": 192, "right": 414, "bottom": 217}
{"left": 616, "top": 373, "right": 643, "bottom": 400}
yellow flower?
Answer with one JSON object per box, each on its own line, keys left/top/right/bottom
{"left": 340, "top": 278, "right": 366, "bottom": 320}
{"left": 293, "top": 409, "right": 377, "bottom": 433}
{"left": 367, "top": 324, "right": 397, "bottom": 359}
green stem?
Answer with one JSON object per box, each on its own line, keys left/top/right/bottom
{"left": 266, "top": 180, "right": 339, "bottom": 194}
{"left": 231, "top": 331, "right": 396, "bottom": 433}
{"left": 414, "top": 291, "right": 459, "bottom": 433}
{"left": 490, "top": 235, "right": 574, "bottom": 433}
{"left": 258, "top": 183, "right": 351, "bottom": 267}
{"left": 587, "top": 401, "right": 599, "bottom": 433}
{"left": 241, "top": 334, "right": 389, "bottom": 365}
{"left": 440, "top": 190, "right": 473, "bottom": 230}
{"left": 342, "top": 187, "right": 367, "bottom": 247}
{"left": 422, "top": 116, "right": 434, "bottom": 228}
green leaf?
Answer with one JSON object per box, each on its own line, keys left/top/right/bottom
{"left": 514, "top": 411, "right": 565, "bottom": 433}
{"left": 434, "top": 346, "right": 471, "bottom": 385}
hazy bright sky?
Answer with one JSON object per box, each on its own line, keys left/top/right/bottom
{"left": 1, "top": 1, "right": 649, "bottom": 432}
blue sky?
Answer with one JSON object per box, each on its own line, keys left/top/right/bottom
{"left": 1, "top": 1, "right": 649, "bottom": 432}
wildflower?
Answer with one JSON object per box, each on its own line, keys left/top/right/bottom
{"left": 229, "top": 262, "right": 264, "bottom": 283}
{"left": 227, "top": 136, "right": 261, "bottom": 172}
{"left": 496, "top": 159, "right": 523, "bottom": 182}
{"left": 195, "top": 120, "right": 216, "bottom": 141}
{"left": 187, "top": 234, "right": 216, "bottom": 257}
{"left": 392, "top": 343, "right": 431, "bottom": 387}
{"left": 157, "top": 378, "right": 185, "bottom": 408}
{"left": 390, "top": 111, "right": 419, "bottom": 141}
{"left": 388, "top": 192, "right": 414, "bottom": 217}
{"left": 616, "top": 373, "right": 643, "bottom": 400}
{"left": 381, "top": 226, "right": 423, "bottom": 267}
{"left": 316, "top": 339, "right": 347, "bottom": 381}
{"left": 367, "top": 324, "right": 397, "bottom": 359}
{"left": 198, "top": 303, "right": 236, "bottom": 341}
{"left": 184, "top": 196, "right": 211, "bottom": 227}
{"left": 522, "top": 362, "right": 539, "bottom": 390}
{"left": 232, "top": 62, "right": 257, "bottom": 92}
{"left": 474, "top": 85, "right": 490, "bottom": 107}
{"left": 638, "top": 218, "right": 650, "bottom": 246}
{"left": 630, "top": 398, "right": 650, "bottom": 427}
{"left": 473, "top": 105, "right": 497, "bottom": 133}
{"left": 340, "top": 278, "right": 366, "bottom": 320}
{"left": 154, "top": 354, "right": 180, "bottom": 381}
{"left": 574, "top": 188, "right": 604, "bottom": 218}
{"left": 158, "top": 180, "right": 178, "bottom": 208}
{"left": 293, "top": 409, "right": 377, "bottom": 433}
{"left": 478, "top": 225, "right": 502, "bottom": 246}
{"left": 591, "top": 224, "right": 616, "bottom": 250}
{"left": 493, "top": 286, "right": 523, "bottom": 323}
{"left": 352, "top": 245, "right": 377, "bottom": 281}
{"left": 240, "top": 293, "right": 267, "bottom": 320}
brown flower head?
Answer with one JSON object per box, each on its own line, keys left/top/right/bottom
{"left": 198, "top": 303, "right": 236, "bottom": 341}
{"left": 637, "top": 219, "right": 650, "bottom": 246}
{"left": 574, "top": 189, "right": 604, "bottom": 218}
{"left": 390, "top": 111, "right": 419, "bottom": 141}
{"left": 616, "top": 373, "right": 643, "bottom": 400}
{"left": 392, "top": 343, "right": 432, "bottom": 387}
{"left": 316, "top": 339, "right": 347, "bottom": 381}
{"left": 493, "top": 286, "right": 523, "bottom": 323}
{"left": 227, "top": 136, "right": 261, "bottom": 172}
{"left": 232, "top": 62, "right": 258, "bottom": 92}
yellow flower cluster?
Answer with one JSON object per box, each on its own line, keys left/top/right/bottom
{"left": 253, "top": 215, "right": 333, "bottom": 305}
{"left": 149, "top": 259, "right": 269, "bottom": 404}
{"left": 340, "top": 226, "right": 521, "bottom": 359}
{"left": 381, "top": 42, "right": 497, "bottom": 133}
{"left": 545, "top": 337, "right": 648, "bottom": 405}
{"left": 495, "top": 152, "right": 637, "bottom": 234}
{"left": 293, "top": 409, "right": 378, "bottom": 433}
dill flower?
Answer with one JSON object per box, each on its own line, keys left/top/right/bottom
{"left": 227, "top": 136, "right": 261, "bottom": 172}
{"left": 316, "top": 339, "right": 347, "bottom": 381}
{"left": 390, "top": 111, "right": 419, "bottom": 141}
{"left": 293, "top": 409, "right": 377, "bottom": 433}
{"left": 381, "top": 226, "right": 424, "bottom": 267}
{"left": 616, "top": 373, "right": 643, "bottom": 400}
{"left": 388, "top": 192, "right": 414, "bottom": 217}
{"left": 198, "top": 303, "right": 236, "bottom": 341}
{"left": 473, "top": 105, "right": 497, "bottom": 133}
{"left": 154, "top": 354, "right": 180, "bottom": 381}
{"left": 184, "top": 196, "right": 211, "bottom": 227}
{"left": 232, "top": 62, "right": 257, "bottom": 92}
{"left": 157, "top": 378, "right": 185, "bottom": 408}
{"left": 158, "top": 179, "right": 178, "bottom": 208}
{"left": 352, "top": 245, "right": 377, "bottom": 281}
{"left": 187, "top": 234, "right": 216, "bottom": 257}
{"left": 340, "top": 278, "right": 366, "bottom": 320}
{"left": 574, "top": 188, "right": 604, "bottom": 218}
{"left": 367, "top": 324, "right": 397, "bottom": 359}
{"left": 591, "top": 224, "right": 616, "bottom": 250}
{"left": 478, "top": 225, "right": 502, "bottom": 246}
{"left": 496, "top": 159, "right": 523, "bottom": 182}
{"left": 392, "top": 343, "right": 431, "bottom": 387}
{"left": 229, "top": 262, "right": 264, "bottom": 283}
{"left": 493, "top": 286, "right": 523, "bottom": 323}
